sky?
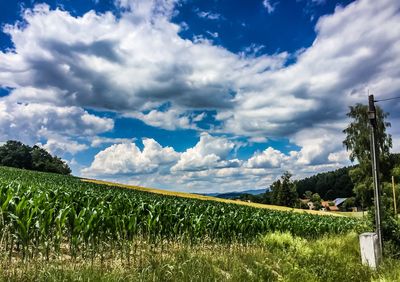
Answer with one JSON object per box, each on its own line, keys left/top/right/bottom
{"left": 0, "top": 0, "right": 400, "bottom": 193}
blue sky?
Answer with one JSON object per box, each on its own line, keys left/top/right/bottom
{"left": 0, "top": 0, "right": 399, "bottom": 193}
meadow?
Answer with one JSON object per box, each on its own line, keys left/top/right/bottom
{"left": 1, "top": 166, "right": 399, "bottom": 281}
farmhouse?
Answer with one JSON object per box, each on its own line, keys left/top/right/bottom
{"left": 321, "top": 198, "right": 347, "bottom": 212}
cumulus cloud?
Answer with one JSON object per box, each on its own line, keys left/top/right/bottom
{"left": 0, "top": 3, "right": 241, "bottom": 112}
{"left": 0, "top": 1, "right": 289, "bottom": 119}
{"left": 126, "top": 108, "right": 195, "bottom": 130}
{"left": 0, "top": 98, "right": 113, "bottom": 151}
{"left": 83, "top": 132, "right": 352, "bottom": 192}
{"left": 217, "top": 0, "right": 400, "bottom": 154}
{"left": 290, "top": 125, "right": 344, "bottom": 165}
{"left": 1, "top": 0, "right": 399, "bottom": 141}
{"left": 41, "top": 137, "right": 88, "bottom": 156}
{"left": 115, "top": 0, "right": 178, "bottom": 22}
{"left": 82, "top": 138, "right": 179, "bottom": 176}
{"left": 245, "top": 147, "right": 291, "bottom": 168}
{"left": 171, "top": 133, "right": 237, "bottom": 172}
{"left": 1, "top": 0, "right": 400, "bottom": 191}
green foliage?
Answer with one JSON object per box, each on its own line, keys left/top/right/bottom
{"left": 342, "top": 103, "right": 400, "bottom": 254}
{"left": 0, "top": 140, "right": 32, "bottom": 169}
{"left": 349, "top": 166, "right": 373, "bottom": 208}
{"left": 0, "top": 140, "right": 71, "bottom": 175}
{"left": 377, "top": 182, "right": 400, "bottom": 257}
{"left": 31, "top": 145, "right": 71, "bottom": 175}
{"left": 303, "top": 190, "right": 313, "bottom": 199}
{"left": 295, "top": 167, "right": 355, "bottom": 200}
{"left": 3, "top": 232, "right": 400, "bottom": 282}
{"left": 341, "top": 197, "right": 356, "bottom": 211}
{"left": 0, "top": 166, "right": 364, "bottom": 261}
{"left": 238, "top": 190, "right": 272, "bottom": 205}
{"left": 259, "top": 232, "right": 399, "bottom": 282}
{"left": 392, "top": 165, "right": 400, "bottom": 178}
{"left": 343, "top": 103, "right": 391, "bottom": 164}
{"left": 311, "top": 193, "right": 322, "bottom": 210}
{"left": 343, "top": 104, "right": 392, "bottom": 208}
{"left": 238, "top": 193, "right": 271, "bottom": 204}
{"left": 271, "top": 171, "right": 298, "bottom": 207}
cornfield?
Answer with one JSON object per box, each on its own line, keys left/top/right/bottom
{"left": 0, "top": 166, "right": 365, "bottom": 260}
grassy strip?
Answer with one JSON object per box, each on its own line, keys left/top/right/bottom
{"left": 1, "top": 233, "right": 399, "bottom": 282}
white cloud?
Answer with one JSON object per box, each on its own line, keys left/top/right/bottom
{"left": 246, "top": 147, "right": 290, "bottom": 168}
{"left": 115, "top": 0, "right": 178, "bottom": 22}
{"left": 41, "top": 137, "right": 88, "bottom": 156}
{"left": 0, "top": 3, "right": 242, "bottom": 112}
{"left": 328, "top": 150, "right": 351, "bottom": 163}
{"left": 291, "top": 126, "right": 343, "bottom": 165}
{"left": 171, "top": 133, "right": 236, "bottom": 172}
{"left": 248, "top": 136, "right": 268, "bottom": 143}
{"left": 90, "top": 137, "right": 135, "bottom": 147}
{"left": 1, "top": 0, "right": 400, "bottom": 191}
{"left": 82, "top": 138, "right": 179, "bottom": 176}
{"left": 0, "top": 1, "right": 287, "bottom": 118}
{"left": 206, "top": 31, "right": 219, "bottom": 38}
{"left": 82, "top": 132, "right": 352, "bottom": 193}
{"left": 126, "top": 108, "right": 194, "bottom": 130}
{"left": 196, "top": 10, "right": 222, "bottom": 21}
{"left": 1, "top": 0, "right": 399, "bottom": 142}
{"left": 0, "top": 99, "right": 113, "bottom": 146}
{"left": 216, "top": 0, "right": 400, "bottom": 147}
{"left": 262, "top": 0, "right": 275, "bottom": 14}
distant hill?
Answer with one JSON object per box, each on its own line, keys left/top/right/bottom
{"left": 205, "top": 153, "right": 400, "bottom": 205}
{"left": 202, "top": 167, "right": 356, "bottom": 202}
{"left": 202, "top": 189, "right": 267, "bottom": 199}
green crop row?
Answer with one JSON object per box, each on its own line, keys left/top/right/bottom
{"left": 0, "top": 166, "right": 366, "bottom": 260}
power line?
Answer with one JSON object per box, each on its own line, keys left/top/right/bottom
{"left": 374, "top": 96, "right": 400, "bottom": 102}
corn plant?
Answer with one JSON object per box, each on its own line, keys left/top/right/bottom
{"left": 0, "top": 166, "right": 366, "bottom": 260}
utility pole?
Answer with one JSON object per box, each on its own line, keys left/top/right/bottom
{"left": 393, "top": 176, "right": 397, "bottom": 215}
{"left": 368, "top": 94, "right": 383, "bottom": 259}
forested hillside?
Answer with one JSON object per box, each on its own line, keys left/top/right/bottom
{"left": 293, "top": 153, "right": 400, "bottom": 201}
{"left": 295, "top": 167, "right": 355, "bottom": 200}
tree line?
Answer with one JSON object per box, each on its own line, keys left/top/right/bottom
{"left": 240, "top": 102, "right": 400, "bottom": 254}
{"left": 0, "top": 140, "right": 71, "bottom": 175}
{"left": 240, "top": 104, "right": 400, "bottom": 213}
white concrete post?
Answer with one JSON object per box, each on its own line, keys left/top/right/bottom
{"left": 359, "top": 232, "right": 381, "bottom": 269}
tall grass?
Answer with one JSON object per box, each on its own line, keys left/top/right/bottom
{"left": 1, "top": 233, "right": 399, "bottom": 282}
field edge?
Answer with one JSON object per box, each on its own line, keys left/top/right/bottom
{"left": 81, "top": 178, "right": 345, "bottom": 217}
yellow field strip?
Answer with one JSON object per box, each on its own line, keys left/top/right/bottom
{"left": 82, "top": 178, "right": 345, "bottom": 217}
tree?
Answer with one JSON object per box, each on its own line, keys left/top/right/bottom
{"left": 343, "top": 103, "right": 392, "bottom": 208}
{"left": 0, "top": 140, "right": 71, "bottom": 175}
{"left": 343, "top": 104, "right": 400, "bottom": 254}
{"left": 343, "top": 103, "right": 391, "bottom": 165}
{"left": 31, "top": 145, "right": 71, "bottom": 175}
{"left": 303, "top": 190, "right": 313, "bottom": 200}
{"left": 310, "top": 193, "right": 322, "bottom": 210}
{"left": 271, "top": 171, "right": 298, "bottom": 207}
{"left": 0, "top": 140, "right": 32, "bottom": 169}
{"left": 341, "top": 197, "right": 356, "bottom": 211}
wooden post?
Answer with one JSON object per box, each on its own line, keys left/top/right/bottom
{"left": 392, "top": 176, "right": 397, "bottom": 215}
